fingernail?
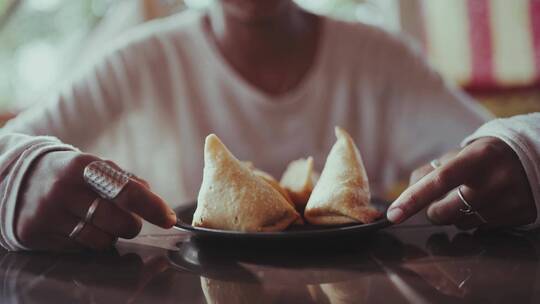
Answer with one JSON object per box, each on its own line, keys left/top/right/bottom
{"left": 387, "top": 208, "right": 405, "bottom": 224}
{"left": 168, "top": 210, "right": 177, "bottom": 224}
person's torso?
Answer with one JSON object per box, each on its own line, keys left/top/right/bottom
{"left": 89, "top": 12, "right": 401, "bottom": 208}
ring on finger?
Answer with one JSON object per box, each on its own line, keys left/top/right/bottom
{"left": 68, "top": 220, "right": 86, "bottom": 239}
{"left": 83, "top": 161, "right": 131, "bottom": 200}
{"left": 430, "top": 159, "right": 442, "bottom": 169}
{"left": 84, "top": 198, "right": 101, "bottom": 223}
{"left": 457, "top": 186, "right": 475, "bottom": 214}
{"left": 456, "top": 187, "right": 488, "bottom": 224}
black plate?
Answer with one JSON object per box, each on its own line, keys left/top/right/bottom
{"left": 173, "top": 198, "right": 391, "bottom": 242}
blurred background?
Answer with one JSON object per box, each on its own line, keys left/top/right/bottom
{"left": 0, "top": 0, "right": 539, "bottom": 121}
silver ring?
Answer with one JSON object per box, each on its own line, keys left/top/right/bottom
{"left": 68, "top": 220, "right": 86, "bottom": 239}
{"left": 430, "top": 159, "right": 441, "bottom": 169}
{"left": 457, "top": 187, "right": 475, "bottom": 214}
{"left": 83, "top": 161, "right": 131, "bottom": 200}
{"left": 457, "top": 187, "right": 488, "bottom": 224}
{"left": 84, "top": 198, "right": 101, "bottom": 223}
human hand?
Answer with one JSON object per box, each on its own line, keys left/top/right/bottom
{"left": 387, "top": 137, "right": 536, "bottom": 230}
{"left": 15, "top": 151, "right": 177, "bottom": 251}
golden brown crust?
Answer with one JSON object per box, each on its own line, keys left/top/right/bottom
{"left": 252, "top": 169, "right": 304, "bottom": 225}
{"left": 192, "top": 134, "right": 299, "bottom": 232}
{"left": 253, "top": 169, "right": 294, "bottom": 206}
{"left": 280, "top": 157, "right": 319, "bottom": 209}
{"left": 305, "top": 207, "right": 382, "bottom": 225}
{"left": 304, "top": 127, "right": 381, "bottom": 225}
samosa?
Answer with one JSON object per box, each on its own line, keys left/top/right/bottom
{"left": 248, "top": 166, "right": 304, "bottom": 225}
{"left": 252, "top": 168, "right": 294, "bottom": 208}
{"left": 279, "top": 157, "right": 319, "bottom": 210}
{"left": 192, "top": 134, "right": 300, "bottom": 231}
{"left": 304, "top": 127, "right": 381, "bottom": 225}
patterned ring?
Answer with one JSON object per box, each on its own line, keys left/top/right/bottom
{"left": 83, "top": 161, "right": 131, "bottom": 200}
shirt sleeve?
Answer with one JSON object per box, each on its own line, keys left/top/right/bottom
{"left": 2, "top": 41, "right": 146, "bottom": 150}
{"left": 0, "top": 133, "right": 77, "bottom": 251}
{"left": 461, "top": 113, "right": 540, "bottom": 229}
{"left": 0, "top": 27, "right": 151, "bottom": 251}
{"left": 384, "top": 34, "right": 493, "bottom": 176}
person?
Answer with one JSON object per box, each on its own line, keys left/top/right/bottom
{"left": 0, "top": 0, "right": 490, "bottom": 251}
{"left": 387, "top": 113, "right": 540, "bottom": 231}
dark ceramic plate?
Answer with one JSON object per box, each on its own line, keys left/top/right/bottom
{"left": 173, "top": 198, "right": 391, "bottom": 242}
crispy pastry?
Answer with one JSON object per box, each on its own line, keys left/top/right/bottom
{"left": 192, "top": 134, "right": 300, "bottom": 232}
{"left": 252, "top": 169, "right": 304, "bottom": 225}
{"left": 304, "top": 127, "right": 381, "bottom": 225}
{"left": 279, "top": 157, "right": 319, "bottom": 210}
{"left": 252, "top": 169, "right": 294, "bottom": 207}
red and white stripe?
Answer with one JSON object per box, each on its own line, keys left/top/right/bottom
{"left": 421, "top": 0, "right": 540, "bottom": 91}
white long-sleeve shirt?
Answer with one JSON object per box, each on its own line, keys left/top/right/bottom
{"left": 462, "top": 113, "right": 540, "bottom": 230}
{"left": 0, "top": 11, "right": 491, "bottom": 250}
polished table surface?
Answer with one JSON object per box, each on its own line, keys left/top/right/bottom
{"left": 2, "top": 223, "right": 540, "bottom": 304}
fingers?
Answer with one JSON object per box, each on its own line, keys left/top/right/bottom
{"left": 19, "top": 151, "right": 174, "bottom": 252}
{"left": 47, "top": 235, "right": 86, "bottom": 252}
{"left": 426, "top": 186, "right": 487, "bottom": 225}
{"left": 54, "top": 214, "right": 116, "bottom": 251}
{"left": 20, "top": 234, "right": 84, "bottom": 252}
{"left": 453, "top": 205, "right": 525, "bottom": 231}
{"left": 409, "top": 163, "right": 434, "bottom": 186}
{"left": 454, "top": 214, "right": 485, "bottom": 231}
{"left": 66, "top": 197, "right": 142, "bottom": 239}
{"left": 429, "top": 191, "right": 534, "bottom": 230}
{"left": 90, "top": 200, "right": 142, "bottom": 239}
{"left": 103, "top": 160, "right": 150, "bottom": 188}
{"left": 475, "top": 199, "right": 535, "bottom": 229}
{"left": 74, "top": 222, "right": 116, "bottom": 251}
{"left": 387, "top": 151, "right": 485, "bottom": 224}
{"left": 113, "top": 179, "right": 176, "bottom": 228}
{"left": 409, "top": 150, "right": 459, "bottom": 186}
{"left": 85, "top": 159, "right": 175, "bottom": 228}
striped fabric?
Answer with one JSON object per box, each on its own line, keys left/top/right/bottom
{"left": 421, "top": 0, "right": 540, "bottom": 91}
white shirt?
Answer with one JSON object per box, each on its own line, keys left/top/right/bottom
{"left": 0, "top": 12, "right": 490, "bottom": 250}
{"left": 463, "top": 113, "right": 540, "bottom": 230}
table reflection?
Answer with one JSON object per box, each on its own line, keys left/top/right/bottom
{"left": 0, "top": 228, "right": 538, "bottom": 303}
{"left": 0, "top": 246, "right": 198, "bottom": 304}
{"left": 398, "top": 230, "right": 540, "bottom": 303}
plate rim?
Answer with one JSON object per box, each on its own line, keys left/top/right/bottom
{"left": 173, "top": 199, "right": 392, "bottom": 237}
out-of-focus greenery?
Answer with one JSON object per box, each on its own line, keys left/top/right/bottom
{"left": 0, "top": 0, "right": 109, "bottom": 110}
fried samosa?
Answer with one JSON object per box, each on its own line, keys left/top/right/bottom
{"left": 279, "top": 157, "right": 319, "bottom": 210}
{"left": 252, "top": 168, "right": 305, "bottom": 225}
{"left": 304, "top": 127, "right": 381, "bottom": 225}
{"left": 192, "top": 134, "right": 300, "bottom": 231}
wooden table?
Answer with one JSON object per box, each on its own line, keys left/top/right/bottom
{"left": 1, "top": 223, "right": 539, "bottom": 303}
